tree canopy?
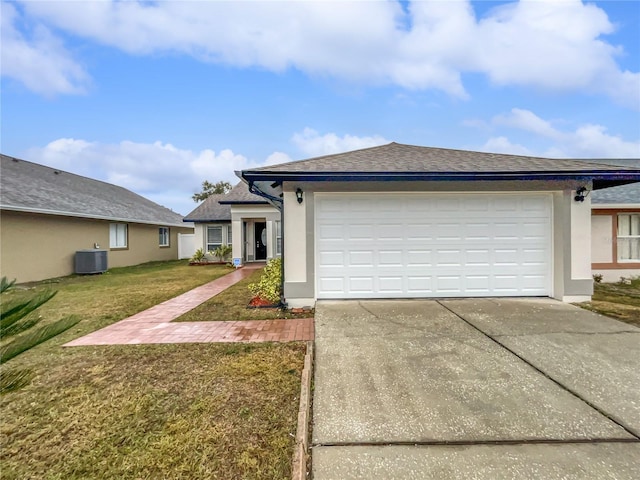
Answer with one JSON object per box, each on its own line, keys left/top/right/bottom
{"left": 192, "top": 180, "right": 232, "bottom": 202}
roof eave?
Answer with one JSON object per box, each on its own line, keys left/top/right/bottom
{"left": 242, "top": 170, "right": 640, "bottom": 186}
{"left": 217, "top": 200, "right": 269, "bottom": 205}
{"left": 2, "top": 205, "right": 188, "bottom": 228}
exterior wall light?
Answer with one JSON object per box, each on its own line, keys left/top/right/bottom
{"left": 296, "top": 188, "right": 304, "bottom": 204}
{"left": 574, "top": 186, "right": 588, "bottom": 202}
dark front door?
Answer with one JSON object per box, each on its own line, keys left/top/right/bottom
{"left": 255, "top": 222, "right": 267, "bottom": 260}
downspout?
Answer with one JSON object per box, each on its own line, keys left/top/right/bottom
{"left": 246, "top": 181, "right": 286, "bottom": 309}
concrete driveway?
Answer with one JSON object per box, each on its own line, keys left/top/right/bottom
{"left": 312, "top": 298, "right": 640, "bottom": 479}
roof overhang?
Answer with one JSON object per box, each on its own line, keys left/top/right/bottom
{"left": 2, "top": 205, "right": 188, "bottom": 228}
{"left": 242, "top": 170, "right": 640, "bottom": 185}
{"left": 241, "top": 170, "right": 640, "bottom": 203}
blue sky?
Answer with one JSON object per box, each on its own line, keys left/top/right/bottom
{"left": 2, "top": 0, "right": 639, "bottom": 215}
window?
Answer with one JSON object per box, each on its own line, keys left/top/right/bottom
{"left": 110, "top": 223, "right": 128, "bottom": 248}
{"left": 618, "top": 214, "right": 640, "bottom": 261}
{"left": 207, "top": 225, "right": 223, "bottom": 252}
{"left": 275, "top": 220, "right": 282, "bottom": 255}
{"left": 159, "top": 227, "right": 170, "bottom": 247}
{"left": 227, "top": 224, "right": 232, "bottom": 245}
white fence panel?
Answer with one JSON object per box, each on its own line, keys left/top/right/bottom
{"left": 178, "top": 233, "right": 196, "bottom": 259}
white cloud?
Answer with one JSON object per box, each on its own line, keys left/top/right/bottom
{"left": 9, "top": 0, "right": 638, "bottom": 105}
{"left": 476, "top": 108, "right": 640, "bottom": 158}
{"left": 23, "top": 129, "right": 390, "bottom": 214}
{"left": 479, "top": 137, "right": 534, "bottom": 156}
{"left": 25, "top": 138, "right": 265, "bottom": 215}
{"left": 493, "top": 108, "right": 562, "bottom": 140}
{"left": 264, "top": 152, "right": 293, "bottom": 167}
{"left": 1, "top": 2, "right": 89, "bottom": 96}
{"left": 292, "top": 128, "right": 389, "bottom": 157}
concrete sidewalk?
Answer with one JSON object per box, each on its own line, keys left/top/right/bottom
{"left": 312, "top": 299, "right": 640, "bottom": 479}
{"left": 65, "top": 264, "right": 313, "bottom": 346}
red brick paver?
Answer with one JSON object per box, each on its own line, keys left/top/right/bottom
{"left": 64, "top": 265, "right": 314, "bottom": 346}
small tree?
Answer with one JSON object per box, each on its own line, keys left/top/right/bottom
{"left": 192, "top": 180, "right": 232, "bottom": 202}
{"left": 0, "top": 277, "right": 80, "bottom": 394}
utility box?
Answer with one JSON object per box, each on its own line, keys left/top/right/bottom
{"left": 75, "top": 250, "right": 108, "bottom": 274}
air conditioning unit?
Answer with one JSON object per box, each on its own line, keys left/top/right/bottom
{"left": 75, "top": 250, "right": 108, "bottom": 274}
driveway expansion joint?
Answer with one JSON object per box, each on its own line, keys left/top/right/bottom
{"left": 494, "top": 330, "right": 640, "bottom": 338}
{"left": 313, "top": 438, "right": 640, "bottom": 448}
{"left": 436, "top": 300, "right": 640, "bottom": 442}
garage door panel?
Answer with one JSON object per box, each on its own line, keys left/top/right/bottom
{"left": 316, "top": 194, "right": 551, "bottom": 299}
{"left": 379, "top": 250, "right": 403, "bottom": 266}
{"left": 349, "top": 251, "right": 374, "bottom": 266}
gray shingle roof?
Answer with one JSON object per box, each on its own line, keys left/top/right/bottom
{"left": 248, "top": 142, "right": 639, "bottom": 174}
{"left": 1, "top": 154, "right": 186, "bottom": 226}
{"left": 580, "top": 159, "right": 640, "bottom": 205}
{"left": 183, "top": 194, "right": 231, "bottom": 222}
{"left": 218, "top": 181, "right": 267, "bottom": 204}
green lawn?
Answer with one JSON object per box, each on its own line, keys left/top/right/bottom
{"left": 577, "top": 277, "right": 640, "bottom": 328}
{"left": 1, "top": 261, "right": 305, "bottom": 480}
{"left": 175, "top": 268, "right": 313, "bottom": 322}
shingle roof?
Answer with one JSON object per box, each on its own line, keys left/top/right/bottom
{"left": 591, "top": 183, "right": 640, "bottom": 205}
{"left": 183, "top": 194, "right": 231, "bottom": 222}
{"left": 580, "top": 159, "right": 640, "bottom": 205}
{"left": 1, "top": 154, "right": 186, "bottom": 226}
{"left": 218, "top": 181, "right": 268, "bottom": 204}
{"left": 248, "top": 142, "right": 638, "bottom": 174}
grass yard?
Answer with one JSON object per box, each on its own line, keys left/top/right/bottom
{"left": 175, "top": 268, "right": 313, "bottom": 322}
{"left": 1, "top": 261, "right": 306, "bottom": 479}
{"left": 577, "top": 277, "right": 640, "bottom": 328}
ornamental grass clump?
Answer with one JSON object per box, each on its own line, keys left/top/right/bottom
{"left": 248, "top": 258, "right": 282, "bottom": 304}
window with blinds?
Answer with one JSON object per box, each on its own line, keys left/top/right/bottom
{"left": 618, "top": 214, "right": 640, "bottom": 261}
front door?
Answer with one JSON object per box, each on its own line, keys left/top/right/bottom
{"left": 255, "top": 222, "right": 267, "bottom": 260}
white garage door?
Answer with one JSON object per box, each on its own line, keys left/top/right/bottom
{"left": 315, "top": 193, "right": 552, "bottom": 299}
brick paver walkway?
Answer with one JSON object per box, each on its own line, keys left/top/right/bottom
{"left": 64, "top": 265, "right": 314, "bottom": 346}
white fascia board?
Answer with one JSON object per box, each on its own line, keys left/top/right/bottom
{"left": 591, "top": 204, "right": 640, "bottom": 209}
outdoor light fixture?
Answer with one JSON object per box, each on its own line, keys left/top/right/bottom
{"left": 296, "top": 188, "right": 304, "bottom": 204}
{"left": 574, "top": 186, "right": 588, "bottom": 202}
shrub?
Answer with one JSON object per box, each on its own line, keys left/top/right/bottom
{"left": 248, "top": 258, "right": 282, "bottom": 304}
{"left": 190, "top": 248, "right": 206, "bottom": 263}
{"left": 212, "top": 245, "right": 232, "bottom": 262}
{"left": 593, "top": 273, "right": 603, "bottom": 284}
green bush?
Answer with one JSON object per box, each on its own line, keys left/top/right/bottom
{"left": 248, "top": 258, "right": 282, "bottom": 303}
{"left": 212, "top": 245, "right": 232, "bottom": 262}
{"left": 190, "top": 248, "right": 206, "bottom": 263}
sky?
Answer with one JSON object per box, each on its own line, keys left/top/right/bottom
{"left": 2, "top": 0, "right": 639, "bottom": 216}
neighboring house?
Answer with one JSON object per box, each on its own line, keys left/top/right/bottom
{"left": 238, "top": 142, "right": 640, "bottom": 308}
{"left": 183, "top": 193, "right": 232, "bottom": 257}
{"left": 0, "top": 154, "right": 194, "bottom": 283}
{"left": 184, "top": 182, "right": 281, "bottom": 263}
{"left": 585, "top": 159, "right": 640, "bottom": 282}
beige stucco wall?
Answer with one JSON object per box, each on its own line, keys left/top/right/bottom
{"left": 0, "top": 210, "right": 192, "bottom": 283}
{"left": 591, "top": 215, "right": 613, "bottom": 263}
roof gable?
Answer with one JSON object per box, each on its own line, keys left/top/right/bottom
{"left": 183, "top": 193, "right": 231, "bottom": 222}
{"left": 1, "top": 154, "right": 186, "bottom": 226}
